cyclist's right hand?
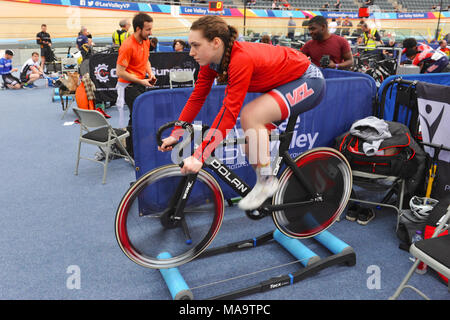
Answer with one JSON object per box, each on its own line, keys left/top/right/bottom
{"left": 158, "top": 136, "right": 179, "bottom": 152}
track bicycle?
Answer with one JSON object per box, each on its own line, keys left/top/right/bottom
{"left": 115, "top": 114, "right": 353, "bottom": 269}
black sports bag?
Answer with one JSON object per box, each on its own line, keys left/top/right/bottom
{"left": 335, "top": 121, "right": 426, "bottom": 194}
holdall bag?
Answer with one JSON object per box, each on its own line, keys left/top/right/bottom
{"left": 335, "top": 120, "right": 427, "bottom": 195}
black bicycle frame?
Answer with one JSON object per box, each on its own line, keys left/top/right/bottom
{"left": 167, "top": 115, "right": 322, "bottom": 224}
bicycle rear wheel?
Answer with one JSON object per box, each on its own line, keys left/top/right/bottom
{"left": 115, "top": 164, "right": 225, "bottom": 269}
{"left": 272, "top": 147, "right": 352, "bottom": 238}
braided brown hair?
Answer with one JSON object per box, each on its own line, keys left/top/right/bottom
{"left": 190, "top": 16, "right": 238, "bottom": 83}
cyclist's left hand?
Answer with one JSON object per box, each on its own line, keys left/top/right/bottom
{"left": 181, "top": 156, "right": 202, "bottom": 175}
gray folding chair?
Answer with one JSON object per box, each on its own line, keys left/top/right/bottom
{"left": 390, "top": 204, "right": 450, "bottom": 300}
{"left": 169, "top": 70, "right": 195, "bottom": 89}
{"left": 73, "top": 107, "right": 134, "bottom": 184}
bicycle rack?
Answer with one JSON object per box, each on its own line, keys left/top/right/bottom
{"left": 157, "top": 228, "right": 356, "bottom": 300}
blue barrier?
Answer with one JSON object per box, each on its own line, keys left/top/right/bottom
{"left": 132, "top": 70, "right": 376, "bottom": 200}
{"left": 378, "top": 73, "right": 450, "bottom": 124}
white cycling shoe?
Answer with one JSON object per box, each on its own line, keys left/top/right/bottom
{"left": 238, "top": 175, "right": 279, "bottom": 211}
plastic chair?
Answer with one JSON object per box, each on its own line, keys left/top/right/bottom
{"left": 390, "top": 204, "right": 450, "bottom": 300}
{"left": 73, "top": 107, "right": 134, "bottom": 184}
{"left": 169, "top": 70, "right": 195, "bottom": 89}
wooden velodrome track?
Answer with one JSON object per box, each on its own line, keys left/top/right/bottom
{"left": 0, "top": 0, "right": 448, "bottom": 41}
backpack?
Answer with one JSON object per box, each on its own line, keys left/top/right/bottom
{"left": 335, "top": 120, "right": 426, "bottom": 196}
{"left": 75, "top": 82, "right": 95, "bottom": 110}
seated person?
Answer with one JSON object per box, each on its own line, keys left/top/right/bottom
{"left": 0, "top": 50, "right": 22, "bottom": 89}
{"left": 382, "top": 38, "right": 398, "bottom": 58}
{"left": 260, "top": 34, "right": 272, "bottom": 44}
{"left": 149, "top": 37, "right": 159, "bottom": 52}
{"left": 405, "top": 46, "right": 450, "bottom": 73}
{"left": 20, "top": 52, "right": 43, "bottom": 88}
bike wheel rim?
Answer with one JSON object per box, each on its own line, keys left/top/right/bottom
{"left": 272, "top": 147, "right": 352, "bottom": 239}
{"left": 115, "top": 165, "right": 225, "bottom": 269}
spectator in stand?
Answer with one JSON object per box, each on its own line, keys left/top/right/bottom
{"left": 272, "top": 0, "right": 281, "bottom": 9}
{"left": 363, "top": 0, "right": 374, "bottom": 7}
{"left": 333, "top": 0, "right": 342, "bottom": 11}
{"left": 438, "top": 39, "right": 450, "bottom": 57}
{"left": 340, "top": 16, "right": 353, "bottom": 36}
{"left": 301, "top": 16, "right": 354, "bottom": 69}
{"left": 281, "top": 0, "right": 291, "bottom": 10}
{"left": 0, "top": 50, "right": 22, "bottom": 89}
{"left": 322, "top": 2, "right": 330, "bottom": 10}
{"left": 20, "top": 52, "right": 43, "bottom": 88}
{"left": 173, "top": 39, "right": 187, "bottom": 52}
{"left": 287, "top": 16, "right": 296, "bottom": 41}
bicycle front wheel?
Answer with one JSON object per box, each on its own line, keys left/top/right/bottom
{"left": 272, "top": 147, "right": 352, "bottom": 239}
{"left": 115, "top": 164, "right": 225, "bottom": 269}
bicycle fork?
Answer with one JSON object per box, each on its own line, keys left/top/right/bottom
{"left": 160, "top": 173, "right": 198, "bottom": 245}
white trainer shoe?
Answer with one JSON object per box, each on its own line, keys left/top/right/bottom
{"left": 238, "top": 176, "right": 279, "bottom": 211}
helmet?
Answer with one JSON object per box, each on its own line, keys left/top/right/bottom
{"left": 409, "top": 196, "right": 439, "bottom": 220}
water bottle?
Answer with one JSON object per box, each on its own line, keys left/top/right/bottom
{"left": 410, "top": 230, "right": 427, "bottom": 274}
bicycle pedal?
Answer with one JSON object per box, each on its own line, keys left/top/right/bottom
{"left": 245, "top": 209, "right": 267, "bottom": 220}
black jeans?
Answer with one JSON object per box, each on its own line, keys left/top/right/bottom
{"left": 124, "top": 83, "right": 147, "bottom": 158}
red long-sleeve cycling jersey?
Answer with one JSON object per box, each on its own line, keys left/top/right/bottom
{"left": 174, "top": 41, "right": 311, "bottom": 163}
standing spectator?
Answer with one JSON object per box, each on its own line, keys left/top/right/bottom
{"left": 36, "top": 24, "right": 54, "bottom": 71}
{"left": 112, "top": 20, "right": 131, "bottom": 47}
{"left": 173, "top": 39, "right": 187, "bottom": 52}
{"left": 301, "top": 16, "right": 354, "bottom": 69}
{"left": 329, "top": 18, "right": 338, "bottom": 34}
{"left": 272, "top": 0, "right": 281, "bottom": 9}
{"left": 116, "top": 13, "right": 157, "bottom": 158}
{"left": 333, "top": 0, "right": 342, "bottom": 11}
{"left": 287, "top": 16, "right": 296, "bottom": 41}
{"left": 77, "top": 26, "right": 93, "bottom": 60}
{"left": 20, "top": 52, "right": 43, "bottom": 88}
{"left": 361, "top": 23, "right": 381, "bottom": 51}
{"left": 341, "top": 16, "right": 353, "bottom": 36}
{"left": 438, "top": 40, "right": 450, "bottom": 57}
{"left": 0, "top": 50, "right": 22, "bottom": 89}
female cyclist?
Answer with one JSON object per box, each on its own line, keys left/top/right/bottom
{"left": 159, "top": 16, "right": 326, "bottom": 210}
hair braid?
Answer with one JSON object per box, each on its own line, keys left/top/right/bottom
{"left": 217, "top": 25, "right": 238, "bottom": 83}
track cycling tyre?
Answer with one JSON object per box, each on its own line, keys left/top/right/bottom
{"left": 115, "top": 164, "right": 225, "bottom": 269}
{"left": 272, "top": 147, "right": 352, "bottom": 239}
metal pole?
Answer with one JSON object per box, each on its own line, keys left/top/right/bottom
{"left": 435, "top": 0, "right": 443, "bottom": 40}
{"left": 243, "top": 0, "right": 247, "bottom": 37}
